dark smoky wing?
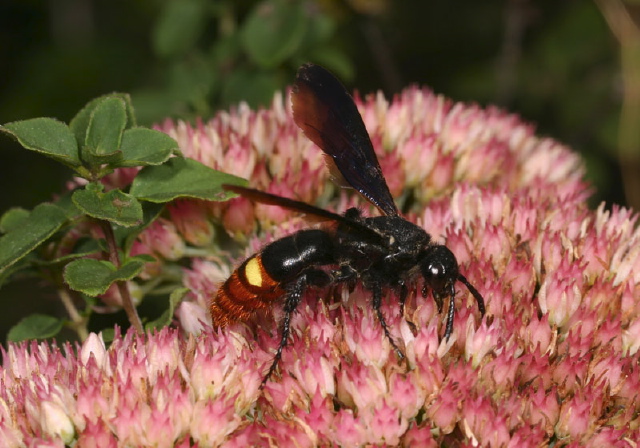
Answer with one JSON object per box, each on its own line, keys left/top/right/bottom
{"left": 292, "top": 63, "right": 399, "bottom": 217}
{"left": 222, "top": 184, "right": 384, "bottom": 242}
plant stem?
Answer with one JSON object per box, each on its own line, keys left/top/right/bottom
{"left": 58, "top": 287, "right": 89, "bottom": 341}
{"left": 595, "top": 0, "right": 640, "bottom": 210}
{"left": 100, "top": 220, "right": 144, "bottom": 334}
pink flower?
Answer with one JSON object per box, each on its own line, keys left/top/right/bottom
{"left": 337, "top": 363, "right": 387, "bottom": 411}
{"left": 138, "top": 218, "right": 185, "bottom": 261}
{"left": 538, "top": 269, "right": 582, "bottom": 329}
{"left": 297, "top": 389, "right": 335, "bottom": 440}
{"left": 461, "top": 395, "right": 510, "bottom": 447}
{"left": 402, "top": 422, "right": 437, "bottom": 447}
{"left": 524, "top": 386, "right": 560, "bottom": 434}
{"left": 333, "top": 409, "right": 366, "bottom": 446}
{"left": 287, "top": 345, "right": 336, "bottom": 398}
{"left": 9, "top": 83, "right": 640, "bottom": 445}
{"left": 40, "top": 401, "right": 75, "bottom": 444}
{"left": 465, "top": 317, "right": 499, "bottom": 368}
{"left": 425, "top": 381, "right": 459, "bottom": 434}
{"left": 364, "top": 399, "right": 409, "bottom": 446}
{"left": 190, "top": 397, "right": 241, "bottom": 446}
{"left": 175, "top": 300, "right": 210, "bottom": 334}
{"left": 387, "top": 370, "right": 427, "bottom": 420}
{"left": 98, "top": 281, "right": 143, "bottom": 308}
{"left": 168, "top": 200, "right": 215, "bottom": 246}
{"left": 555, "top": 390, "right": 600, "bottom": 442}
{"left": 75, "top": 420, "right": 118, "bottom": 448}
{"left": 259, "top": 416, "right": 315, "bottom": 448}
{"left": 520, "top": 314, "right": 554, "bottom": 354}
{"left": 221, "top": 196, "right": 256, "bottom": 236}
{"left": 342, "top": 305, "right": 392, "bottom": 368}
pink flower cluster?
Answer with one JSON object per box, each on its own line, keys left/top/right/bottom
{"left": 5, "top": 87, "right": 640, "bottom": 445}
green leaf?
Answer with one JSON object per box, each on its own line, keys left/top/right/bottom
{"left": 130, "top": 157, "right": 247, "bottom": 203}
{"left": 241, "top": 0, "right": 307, "bottom": 68}
{"left": 305, "top": 47, "right": 354, "bottom": 82}
{"left": 145, "top": 287, "right": 189, "bottom": 331}
{"left": 118, "top": 128, "right": 179, "bottom": 167}
{"left": 52, "top": 190, "right": 83, "bottom": 220}
{"left": 0, "top": 208, "right": 30, "bottom": 233}
{"left": 64, "top": 258, "right": 145, "bottom": 296}
{"left": 210, "top": 33, "right": 241, "bottom": 67}
{"left": 0, "top": 259, "right": 30, "bottom": 290}
{"left": 101, "top": 328, "right": 115, "bottom": 343}
{"left": 82, "top": 96, "right": 127, "bottom": 165}
{"left": 152, "top": 0, "right": 208, "bottom": 58}
{"left": 129, "top": 89, "right": 181, "bottom": 127}
{"left": 129, "top": 254, "right": 156, "bottom": 263}
{"left": 37, "top": 238, "right": 102, "bottom": 267}
{"left": 0, "top": 203, "right": 68, "bottom": 271}
{"left": 7, "top": 314, "right": 65, "bottom": 342}
{"left": 1, "top": 118, "right": 81, "bottom": 167}
{"left": 70, "top": 93, "right": 136, "bottom": 145}
{"left": 168, "top": 56, "right": 217, "bottom": 112}
{"left": 72, "top": 183, "right": 143, "bottom": 227}
{"left": 221, "top": 69, "right": 282, "bottom": 109}
{"left": 299, "top": 11, "right": 335, "bottom": 47}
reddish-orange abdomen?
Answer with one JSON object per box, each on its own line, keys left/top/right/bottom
{"left": 211, "top": 254, "right": 285, "bottom": 327}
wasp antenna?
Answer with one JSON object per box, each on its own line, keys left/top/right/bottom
{"left": 458, "top": 274, "right": 486, "bottom": 316}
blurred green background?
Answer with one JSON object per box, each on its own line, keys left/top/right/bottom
{"left": 0, "top": 0, "right": 636, "bottom": 342}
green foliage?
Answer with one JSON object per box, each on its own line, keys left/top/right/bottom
{"left": 135, "top": 0, "right": 352, "bottom": 123}
{"left": 0, "top": 203, "right": 68, "bottom": 271}
{"left": 119, "top": 129, "right": 180, "bottom": 167}
{"left": 2, "top": 118, "right": 81, "bottom": 168}
{"left": 145, "top": 287, "right": 190, "bottom": 331}
{"left": 240, "top": 0, "right": 307, "bottom": 68}
{"left": 73, "top": 184, "right": 143, "bottom": 227}
{"left": 64, "top": 258, "right": 147, "bottom": 297}
{"left": 152, "top": 0, "right": 209, "bottom": 58}
{"left": 7, "top": 314, "right": 65, "bottom": 342}
{"left": 130, "top": 157, "right": 245, "bottom": 203}
{"left": 0, "top": 94, "right": 246, "bottom": 342}
{"left": 0, "top": 208, "right": 30, "bottom": 233}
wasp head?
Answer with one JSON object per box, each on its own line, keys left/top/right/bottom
{"left": 420, "top": 245, "right": 459, "bottom": 310}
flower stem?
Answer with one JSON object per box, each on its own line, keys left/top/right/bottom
{"left": 58, "top": 287, "right": 89, "bottom": 341}
{"left": 99, "top": 220, "right": 144, "bottom": 334}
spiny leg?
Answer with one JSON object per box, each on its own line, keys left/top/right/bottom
{"left": 443, "top": 293, "right": 455, "bottom": 341}
{"left": 260, "top": 276, "right": 305, "bottom": 388}
{"left": 398, "top": 281, "right": 408, "bottom": 318}
{"left": 259, "top": 269, "right": 333, "bottom": 388}
{"left": 371, "top": 283, "right": 405, "bottom": 361}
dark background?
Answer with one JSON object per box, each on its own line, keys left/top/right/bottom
{"left": 0, "top": 0, "right": 635, "bottom": 342}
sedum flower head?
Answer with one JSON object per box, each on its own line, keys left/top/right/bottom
{"left": 6, "top": 87, "right": 640, "bottom": 445}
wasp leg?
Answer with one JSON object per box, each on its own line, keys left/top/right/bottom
{"left": 332, "top": 264, "right": 357, "bottom": 283}
{"left": 443, "top": 293, "right": 455, "bottom": 341}
{"left": 260, "top": 269, "right": 330, "bottom": 388}
{"left": 371, "top": 282, "right": 405, "bottom": 361}
{"left": 399, "top": 280, "right": 407, "bottom": 317}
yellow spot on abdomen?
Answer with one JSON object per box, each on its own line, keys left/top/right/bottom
{"left": 244, "top": 257, "right": 263, "bottom": 287}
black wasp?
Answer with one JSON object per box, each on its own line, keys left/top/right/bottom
{"left": 212, "top": 63, "right": 486, "bottom": 386}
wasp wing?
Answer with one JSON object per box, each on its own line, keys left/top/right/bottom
{"left": 223, "top": 184, "right": 384, "bottom": 241}
{"left": 292, "top": 63, "right": 399, "bottom": 217}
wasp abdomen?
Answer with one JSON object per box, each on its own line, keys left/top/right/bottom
{"left": 261, "top": 229, "right": 335, "bottom": 281}
{"left": 211, "top": 229, "right": 335, "bottom": 327}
